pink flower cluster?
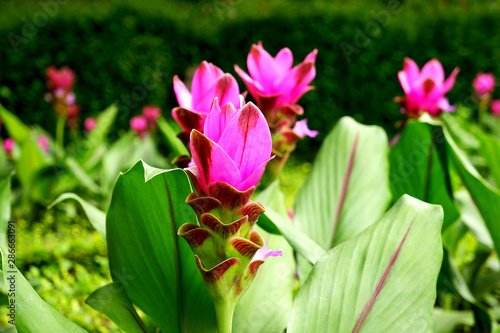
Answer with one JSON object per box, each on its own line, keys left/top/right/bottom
{"left": 45, "top": 66, "right": 80, "bottom": 128}
{"left": 130, "top": 105, "right": 162, "bottom": 137}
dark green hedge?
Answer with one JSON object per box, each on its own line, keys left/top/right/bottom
{"left": 1, "top": 1, "right": 500, "bottom": 159}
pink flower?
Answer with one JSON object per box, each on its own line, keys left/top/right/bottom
{"left": 491, "top": 100, "right": 500, "bottom": 116}
{"left": 130, "top": 115, "right": 148, "bottom": 137}
{"left": 38, "top": 135, "right": 49, "bottom": 152}
{"left": 292, "top": 119, "right": 318, "bottom": 139}
{"left": 2, "top": 138, "right": 14, "bottom": 155}
{"left": 189, "top": 100, "right": 272, "bottom": 195}
{"left": 84, "top": 117, "right": 97, "bottom": 132}
{"left": 67, "top": 104, "right": 80, "bottom": 119}
{"left": 235, "top": 42, "right": 318, "bottom": 112}
{"left": 142, "top": 105, "right": 162, "bottom": 123}
{"left": 46, "top": 66, "right": 75, "bottom": 92}
{"left": 172, "top": 61, "right": 241, "bottom": 134}
{"left": 396, "top": 57, "right": 459, "bottom": 118}
{"left": 473, "top": 73, "right": 495, "bottom": 96}
{"left": 252, "top": 241, "right": 282, "bottom": 262}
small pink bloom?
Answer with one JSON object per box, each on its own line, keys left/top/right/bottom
{"left": 396, "top": 57, "right": 459, "bottom": 118}
{"left": 2, "top": 138, "right": 14, "bottom": 155}
{"left": 84, "top": 117, "right": 97, "bottom": 132}
{"left": 189, "top": 100, "right": 272, "bottom": 195}
{"left": 473, "top": 73, "right": 495, "bottom": 96}
{"left": 235, "top": 42, "right": 317, "bottom": 112}
{"left": 66, "top": 92, "right": 76, "bottom": 105}
{"left": 142, "top": 105, "right": 162, "bottom": 123}
{"left": 130, "top": 115, "right": 148, "bottom": 137}
{"left": 292, "top": 119, "right": 318, "bottom": 139}
{"left": 252, "top": 241, "right": 283, "bottom": 262}
{"left": 38, "top": 135, "right": 50, "bottom": 152}
{"left": 172, "top": 61, "right": 241, "bottom": 134}
{"left": 491, "top": 100, "right": 500, "bottom": 116}
{"left": 46, "top": 66, "right": 76, "bottom": 92}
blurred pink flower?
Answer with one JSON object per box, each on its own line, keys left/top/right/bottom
{"left": 130, "top": 115, "right": 148, "bottom": 137}
{"left": 46, "top": 66, "right": 75, "bottom": 92}
{"left": 2, "top": 138, "right": 14, "bottom": 155}
{"left": 292, "top": 119, "right": 318, "bottom": 139}
{"left": 172, "top": 61, "right": 241, "bottom": 134}
{"left": 473, "top": 73, "right": 495, "bottom": 96}
{"left": 67, "top": 104, "right": 80, "bottom": 119}
{"left": 38, "top": 135, "right": 50, "bottom": 152}
{"left": 396, "top": 57, "right": 459, "bottom": 118}
{"left": 142, "top": 105, "right": 162, "bottom": 123}
{"left": 491, "top": 99, "right": 500, "bottom": 116}
{"left": 84, "top": 117, "right": 97, "bottom": 132}
{"left": 235, "top": 42, "right": 317, "bottom": 112}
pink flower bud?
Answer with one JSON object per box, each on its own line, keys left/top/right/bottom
{"left": 473, "top": 73, "right": 495, "bottom": 96}
{"left": 38, "top": 135, "right": 50, "bottom": 152}
{"left": 130, "top": 115, "right": 148, "bottom": 137}
{"left": 172, "top": 61, "right": 241, "bottom": 134}
{"left": 235, "top": 42, "right": 317, "bottom": 112}
{"left": 84, "top": 117, "right": 97, "bottom": 132}
{"left": 142, "top": 105, "right": 162, "bottom": 123}
{"left": 292, "top": 119, "right": 318, "bottom": 139}
{"left": 396, "top": 57, "right": 459, "bottom": 118}
{"left": 491, "top": 99, "right": 500, "bottom": 116}
{"left": 2, "top": 138, "right": 14, "bottom": 155}
{"left": 46, "top": 66, "right": 76, "bottom": 92}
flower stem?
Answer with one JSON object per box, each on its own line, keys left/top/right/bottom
{"left": 55, "top": 115, "right": 65, "bottom": 160}
{"left": 215, "top": 300, "right": 235, "bottom": 333}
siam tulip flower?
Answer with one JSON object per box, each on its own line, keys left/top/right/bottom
{"left": 38, "top": 135, "right": 50, "bottom": 153}
{"left": 292, "top": 119, "right": 318, "bottom": 139}
{"left": 46, "top": 66, "right": 75, "bottom": 92}
{"left": 2, "top": 138, "right": 14, "bottom": 155}
{"left": 172, "top": 61, "right": 241, "bottom": 134}
{"left": 395, "top": 57, "right": 459, "bottom": 118}
{"left": 235, "top": 42, "right": 318, "bottom": 113}
{"left": 84, "top": 117, "right": 97, "bottom": 132}
{"left": 473, "top": 73, "right": 495, "bottom": 96}
{"left": 142, "top": 105, "right": 162, "bottom": 124}
{"left": 491, "top": 100, "right": 500, "bottom": 116}
{"left": 130, "top": 115, "right": 148, "bottom": 137}
{"left": 188, "top": 100, "right": 273, "bottom": 195}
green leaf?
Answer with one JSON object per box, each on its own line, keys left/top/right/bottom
{"left": 106, "top": 161, "right": 216, "bottom": 333}
{"left": 85, "top": 104, "right": 118, "bottom": 149}
{"left": 444, "top": 127, "right": 500, "bottom": 256}
{"left": 0, "top": 251, "right": 87, "bottom": 332}
{"left": 476, "top": 132, "right": 500, "bottom": 189}
{"left": 287, "top": 195, "right": 443, "bottom": 332}
{"left": 390, "top": 121, "right": 459, "bottom": 229}
{"left": 85, "top": 282, "right": 150, "bottom": 333}
{"left": 65, "top": 157, "right": 101, "bottom": 194}
{"left": 433, "top": 309, "right": 474, "bottom": 333}
{"left": 16, "top": 140, "right": 49, "bottom": 189}
{"left": 294, "top": 116, "right": 391, "bottom": 249}
{"left": 48, "top": 193, "right": 106, "bottom": 238}
{"left": 157, "top": 116, "right": 189, "bottom": 157}
{"left": 0, "top": 103, "right": 30, "bottom": 143}
{"left": 0, "top": 174, "right": 11, "bottom": 249}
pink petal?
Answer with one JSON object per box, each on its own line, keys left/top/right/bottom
{"left": 190, "top": 130, "right": 242, "bottom": 193}
{"left": 204, "top": 98, "right": 238, "bottom": 143}
{"left": 247, "top": 43, "right": 280, "bottom": 92}
{"left": 173, "top": 75, "right": 192, "bottom": 109}
{"left": 274, "top": 48, "right": 293, "bottom": 74}
{"left": 252, "top": 241, "right": 282, "bottom": 262}
{"left": 215, "top": 73, "right": 241, "bottom": 107}
{"left": 420, "top": 59, "right": 444, "bottom": 85}
{"left": 171, "top": 107, "right": 205, "bottom": 134}
{"left": 398, "top": 71, "right": 412, "bottom": 95}
{"left": 217, "top": 102, "right": 272, "bottom": 180}
{"left": 234, "top": 65, "right": 264, "bottom": 105}
{"left": 443, "top": 67, "right": 460, "bottom": 94}
{"left": 293, "top": 119, "right": 318, "bottom": 139}
{"left": 275, "top": 60, "right": 316, "bottom": 105}
{"left": 238, "top": 157, "right": 273, "bottom": 191}
{"left": 191, "top": 61, "right": 222, "bottom": 110}
{"left": 402, "top": 57, "right": 420, "bottom": 84}
{"left": 304, "top": 49, "right": 318, "bottom": 63}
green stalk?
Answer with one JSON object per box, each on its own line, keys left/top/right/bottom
{"left": 214, "top": 300, "right": 235, "bottom": 333}
{"left": 55, "top": 115, "right": 65, "bottom": 160}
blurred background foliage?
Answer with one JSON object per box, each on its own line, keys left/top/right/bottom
{"left": 1, "top": 0, "right": 500, "bottom": 160}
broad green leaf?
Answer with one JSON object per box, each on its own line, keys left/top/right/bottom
{"left": 157, "top": 117, "right": 189, "bottom": 157}
{"left": 86, "top": 282, "right": 150, "bottom": 333}
{"left": 0, "top": 103, "right": 30, "bottom": 143}
{"left": 85, "top": 104, "right": 118, "bottom": 151}
{"left": 106, "top": 161, "right": 216, "bottom": 333}
{"left": 433, "top": 309, "right": 474, "bottom": 333}
{"left": 0, "top": 174, "right": 11, "bottom": 249}
{"left": 49, "top": 193, "right": 106, "bottom": 238}
{"left": 444, "top": 127, "right": 500, "bottom": 256}
{"left": 16, "top": 140, "right": 48, "bottom": 189}
{"left": 0, "top": 250, "right": 87, "bottom": 333}
{"left": 294, "top": 116, "right": 391, "bottom": 249}
{"left": 390, "top": 121, "right": 459, "bottom": 229}
{"left": 287, "top": 195, "right": 443, "bottom": 333}
{"left": 65, "top": 157, "right": 101, "bottom": 194}
{"left": 476, "top": 132, "right": 500, "bottom": 189}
